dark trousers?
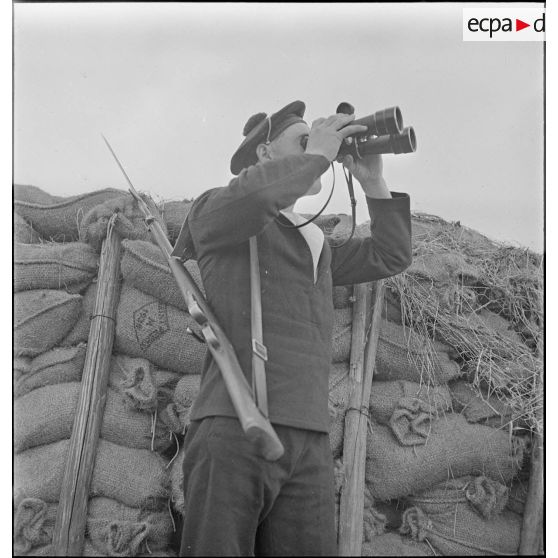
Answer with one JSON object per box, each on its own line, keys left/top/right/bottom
{"left": 179, "top": 416, "right": 337, "bottom": 556}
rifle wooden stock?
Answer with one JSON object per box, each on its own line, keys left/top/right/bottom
{"left": 131, "top": 192, "right": 284, "bottom": 461}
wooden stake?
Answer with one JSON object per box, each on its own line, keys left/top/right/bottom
{"left": 519, "top": 366, "right": 544, "bottom": 555}
{"left": 52, "top": 216, "right": 122, "bottom": 556}
{"left": 338, "top": 280, "right": 385, "bottom": 556}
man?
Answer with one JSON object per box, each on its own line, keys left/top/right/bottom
{"left": 173, "top": 100, "right": 412, "bottom": 556}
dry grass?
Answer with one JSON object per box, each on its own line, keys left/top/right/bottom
{"left": 384, "top": 213, "right": 543, "bottom": 435}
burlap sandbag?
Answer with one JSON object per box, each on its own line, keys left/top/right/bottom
{"left": 407, "top": 252, "right": 481, "bottom": 285}
{"left": 15, "top": 188, "right": 125, "bottom": 242}
{"left": 14, "top": 242, "right": 99, "bottom": 292}
{"left": 361, "top": 533, "right": 434, "bottom": 556}
{"left": 79, "top": 195, "right": 165, "bottom": 251}
{"left": 406, "top": 475, "right": 509, "bottom": 520}
{"left": 369, "top": 381, "right": 452, "bottom": 425}
{"left": 401, "top": 501, "right": 522, "bottom": 555}
{"left": 24, "top": 541, "right": 176, "bottom": 557}
{"left": 115, "top": 283, "right": 206, "bottom": 375}
{"left": 109, "top": 354, "right": 181, "bottom": 412}
{"left": 14, "top": 357, "right": 32, "bottom": 380}
{"left": 14, "top": 345, "right": 87, "bottom": 398}
{"left": 450, "top": 379, "right": 514, "bottom": 428}
{"left": 15, "top": 382, "right": 173, "bottom": 453}
{"left": 14, "top": 438, "right": 170, "bottom": 508}
{"left": 158, "top": 199, "right": 193, "bottom": 243}
{"left": 87, "top": 496, "right": 174, "bottom": 556}
{"left": 13, "top": 184, "right": 67, "bottom": 205}
{"left": 164, "top": 374, "right": 201, "bottom": 432}
{"left": 365, "top": 415, "right": 523, "bottom": 500}
{"left": 14, "top": 213, "right": 42, "bottom": 244}
{"left": 13, "top": 496, "right": 57, "bottom": 554}
{"left": 375, "top": 319, "right": 462, "bottom": 385}
{"left": 120, "top": 239, "right": 204, "bottom": 313}
{"left": 331, "top": 307, "right": 353, "bottom": 363}
{"left": 59, "top": 282, "right": 98, "bottom": 346}
{"left": 14, "top": 496, "right": 173, "bottom": 557}
{"left": 14, "top": 290, "right": 82, "bottom": 357}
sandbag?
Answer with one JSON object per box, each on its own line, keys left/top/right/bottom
{"left": 23, "top": 541, "right": 176, "bottom": 557}
{"left": 361, "top": 533, "right": 433, "bottom": 556}
{"left": 369, "top": 381, "right": 452, "bottom": 425}
{"left": 14, "top": 496, "right": 173, "bottom": 557}
{"left": 14, "top": 345, "right": 87, "bottom": 398}
{"left": 115, "top": 283, "right": 206, "bottom": 375}
{"left": 109, "top": 354, "right": 181, "bottom": 412}
{"left": 365, "top": 415, "right": 523, "bottom": 500}
{"left": 14, "top": 242, "right": 98, "bottom": 292}
{"left": 14, "top": 184, "right": 65, "bottom": 205}
{"left": 158, "top": 199, "right": 193, "bottom": 243}
{"left": 13, "top": 496, "right": 57, "bottom": 554}
{"left": 14, "top": 438, "right": 170, "bottom": 508}
{"left": 375, "top": 319, "right": 462, "bottom": 385}
{"left": 14, "top": 290, "right": 82, "bottom": 357}
{"left": 406, "top": 476, "right": 509, "bottom": 520}
{"left": 14, "top": 357, "right": 32, "bottom": 381}
{"left": 407, "top": 252, "right": 481, "bottom": 285}
{"left": 15, "top": 382, "right": 173, "bottom": 453}
{"left": 166, "top": 374, "right": 201, "bottom": 432}
{"left": 450, "top": 379, "right": 514, "bottom": 428}
{"left": 331, "top": 307, "right": 353, "bottom": 363}
{"left": 14, "top": 213, "right": 42, "bottom": 244}
{"left": 369, "top": 381, "right": 452, "bottom": 446}
{"left": 59, "top": 282, "right": 98, "bottom": 346}
{"left": 79, "top": 195, "right": 165, "bottom": 251}
{"left": 15, "top": 188, "right": 125, "bottom": 241}
{"left": 120, "top": 239, "right": 204, "bottom": 312}
{"left": 87, "top": 496, "right": 174, "bottom": 556}
{"left": 468, "top": 308, "right": 525, "bottom": 346}
{"left": 401, "top": 495, "right": 522, "bottom": 555}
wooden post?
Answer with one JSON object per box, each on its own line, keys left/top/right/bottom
{"left": 52, "top": 216, "right": 122, "bottom": 556}
{"left": 338, "top": 280, "right": 385, "bottom": 556}
{"left": 519, "top": 366, "right": 544, "bottom": 555}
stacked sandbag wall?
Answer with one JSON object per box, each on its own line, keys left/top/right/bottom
{"left": 14, "top": 189, "right": 539, "bottom": 556}
{"left": 14, "top": 186, "right": 194, "bottom": 557}
{"left": 320, "top": 213, "right": 539, "bottom": 555}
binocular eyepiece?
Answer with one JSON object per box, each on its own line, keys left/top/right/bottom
{"left": 336, "top": 102, "right": 416, "bottom": 159}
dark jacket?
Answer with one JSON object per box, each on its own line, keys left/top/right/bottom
{"left": 173, "top": 153, "right": 412, "bottom": 432}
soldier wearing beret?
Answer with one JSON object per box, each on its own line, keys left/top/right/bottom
{"left": 173, "top": 101, "right": 412, "bottom": 556}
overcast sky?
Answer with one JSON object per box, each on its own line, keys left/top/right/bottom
{"left": 13, "top": 2, "right": 544, "bottom": 251}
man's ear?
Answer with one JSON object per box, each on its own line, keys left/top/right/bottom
{"left": 256, "top": 143, "right": 272, "bottom": 163}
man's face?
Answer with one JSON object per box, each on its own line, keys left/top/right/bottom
{"left": 260, "top": 122, "right": 322, "bottom": 196}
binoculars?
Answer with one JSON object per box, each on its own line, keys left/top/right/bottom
{"left": 336, "top": 102, "right": 416, "bottom": 159}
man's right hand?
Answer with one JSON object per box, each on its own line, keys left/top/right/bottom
{"left": 305, "top": 114, "right": 367, "bottom": 162}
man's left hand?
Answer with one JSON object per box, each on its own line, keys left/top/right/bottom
{"left": 340, "top": 153, "right": 391, "bottom": 199}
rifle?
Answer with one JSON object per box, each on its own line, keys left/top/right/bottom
{"left": 102, "top": 135, "right": 284, "bottom": 461}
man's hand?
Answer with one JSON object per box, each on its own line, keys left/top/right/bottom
{"left": 305, "top": 114, "right": 367, "bottom": 162}
{"left": 340, "top": 153, "right": 391, "bottom": 199}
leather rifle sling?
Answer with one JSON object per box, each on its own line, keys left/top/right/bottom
{"left": 249, "top": 236, "right": 269, "bottom": 417}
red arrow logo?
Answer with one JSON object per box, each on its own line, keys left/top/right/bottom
{"left": 516, "top": 19, "right": 530, "bottom": 31}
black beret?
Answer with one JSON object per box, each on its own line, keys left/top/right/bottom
{"left": 230, "top": 100, "right": 306, "bottom": 175}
